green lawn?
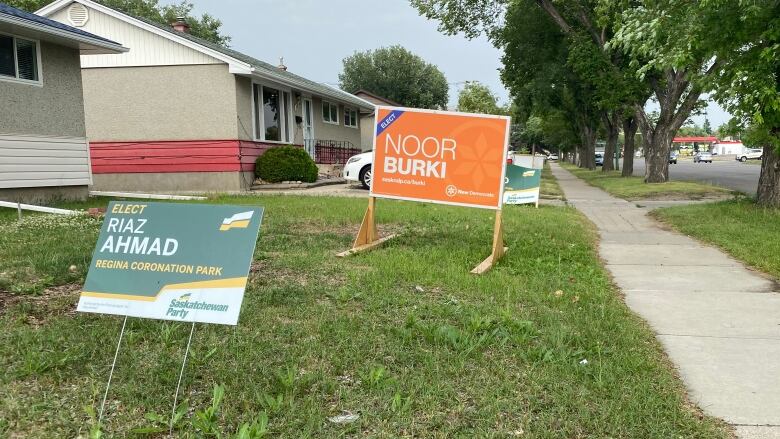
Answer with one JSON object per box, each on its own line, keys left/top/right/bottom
{"left": 0, "top": 196, "right": 730, "bottom": 438}
{"left": 653, "top": 199, "right": 780, "bottom": 279}
{"left": 561, "top": 163, "right": 733, "bottom": 200}
{"left": 541, "top": 163, "right": 564, "bottom": 199}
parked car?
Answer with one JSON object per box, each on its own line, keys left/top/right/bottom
{"left": 737, "top": 148, "right": 763, "bottom": 162}
{"left": 343, "top": 151, "right": 373, "bottom": 189}
{"left": 547, "top": 153, "right": 559, "bottom": 161}
{"left": 595, "top": 153, "right": 604, "bottom": 166}
{"left": 669, "top": 151, "right": 679, "bottom": 164}
{"left": 693, "top": 151, "right": 713, "bottom": 163}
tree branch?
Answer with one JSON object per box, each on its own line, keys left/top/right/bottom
{"left": 573, "top": 0, "right": 604, "bottom": 47}
{"left": 535, "top": 0, "right": 573, "bottom": 35}
{"left": 634, "top": 104, "right": 653, "bottom": 136}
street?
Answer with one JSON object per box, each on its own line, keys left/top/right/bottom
{"left": 631, "top": 159, "right": 761, "bottom": 195}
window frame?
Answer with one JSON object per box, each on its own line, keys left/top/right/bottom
{"left": 322, "top": 100, "right": 339, "bottom": 125}
{"left": 344, "top": 107, "right": 358, "bottom": 129}
{"left": 251, "top": 80, "right": 294, "bottom": 144}
{"left": 0, "top": 32, "right": 43, "bottom": 86}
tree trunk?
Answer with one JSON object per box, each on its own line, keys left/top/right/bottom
{"left": 635, "top": 67, "right": 715, "bottom": 183}
{"left": 622, "top": 117, "right": 638, "bottom": 177}
{"left": 602, "top": 112, "right": 619, "bottom": 172}
{"left": 756, "top": 143, "right": 780, "bottom": 207}
{"left": 642, "top": 125, "right": 675, "bottom": 183}
{"left": 582, "top": 127, "right": 597, "bottom": 170}
{"left": 576, "top": 114, "right": 597, "bottom": 170}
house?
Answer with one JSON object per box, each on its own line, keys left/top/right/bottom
{"left": 352, "top": 89, "right": 398, "bottom": 152}
{"left": 0, "top": 2, "right": 125, "bottom": 203}
{"left": 37, "top": 0, "right": 375, "bottom": 192}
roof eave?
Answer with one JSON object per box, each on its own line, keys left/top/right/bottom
{"left": 249, "top": 67, "right": 373, "bottom": 110}
{"left": 38, "top": 0, "right": 250, "bottom": 69}
{"left": 0, "top": 13, "right": 127, "bottom": 54}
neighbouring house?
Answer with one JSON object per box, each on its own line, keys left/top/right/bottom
{"left": 352, "top": 89, "right": 398, "bottom": 151}
{"left": 38, "top": 0, "right": 374, "bottom": 192}
{"left": 0, "top": 2, "right": 125, "bottom": 203}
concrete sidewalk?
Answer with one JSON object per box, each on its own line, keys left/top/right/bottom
{"left": 550, "top": 163, "right": 780, "bottom": 439}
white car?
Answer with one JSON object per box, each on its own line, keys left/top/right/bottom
{"left": 693, "top": 151, "right": 713, "bottom": 163}
{"left": 737, "top": 148, "right": 762, "bottom": 162}
{"left": 547, "top": 153, "right": 559, "bottom": 161}
{"left": 343, "top": 151, "right": 373, "bottom": 189}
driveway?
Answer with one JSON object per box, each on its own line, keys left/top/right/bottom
{"left": 631, "top": 159, "right": 761, "bottom": 195}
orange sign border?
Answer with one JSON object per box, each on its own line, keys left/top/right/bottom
{"left": 368, "top": 106, "right": 511, "bottom": 210}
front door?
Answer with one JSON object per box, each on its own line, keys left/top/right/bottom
{"left": 302, "top": 98, "right": 315, "bottom": 159}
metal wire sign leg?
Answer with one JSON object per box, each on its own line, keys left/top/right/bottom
{"left": 98, "top": 315, "right": 129, "bottom": 428}
{"left": 170, "top": 322, "right": 196, "bottom": 436}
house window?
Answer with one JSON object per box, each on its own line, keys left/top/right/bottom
{"left": 0, "top": 34, "right": 40, "bottom": 83}
{"left": 322, "top": 100, "right": 339, "bottom": 124}
{"left": 253, "top": 83, "right": 292, "bottom": 142}
{"left": 344, "top": 107, "right": 358, "bottom": 128}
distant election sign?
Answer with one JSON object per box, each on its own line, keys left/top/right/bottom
{"left": 78, "top": 202, "right": 263, "bottom": 325}
{"left": 503, "top": 164, "right": 541, "bottom": 206}
{"left": 370, "top": 106, "right": 510, "bottom": 209}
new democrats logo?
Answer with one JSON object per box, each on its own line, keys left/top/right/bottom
{"left": 220, "top": 211, "right": 254, "bottom": 231}
{"left": 166, "top": 292, "right": 229, "bottom": 319}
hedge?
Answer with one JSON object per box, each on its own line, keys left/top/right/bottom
{"left": 255, "top": 146, "right": 318, "bottom": 183}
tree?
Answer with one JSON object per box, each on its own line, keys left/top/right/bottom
{"left": 495, "top": 0, "right": 601, "bottom": 169}
{"left": 702, "top": 117, "right": 712, "bottom": 135}
{"left": 7, "top": 0, "right": 230, "bottom": 46}
{"left": 339, "top": 46, "right": 448, "bottom": 110}
{"left": 412, "top": 0, "right": 650, "bottom": 175}
{"left": 457, "top": 81, "right": 505, "bottom": 115}
{"left": 614, "top": 0, "right": 780, "bottom": 206}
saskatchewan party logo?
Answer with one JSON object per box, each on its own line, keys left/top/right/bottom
{"left": 220, "top": 211, "right": 254, "bottom": 231}
{"left": 166, "top": 292, "right": 229, "bottom": 319}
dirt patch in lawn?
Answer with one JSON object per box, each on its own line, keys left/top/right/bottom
{"left": 290, "top": 220, "right": 403, "bottom": 238}
{"left": 0, "top": 283, "right": 81, "bottom": 323}
{"left": 249, "top": 259, "right": 346, "bottom": 288}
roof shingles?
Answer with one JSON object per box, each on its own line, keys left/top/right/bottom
{"left": 128, "top": 12, "right": 372, "bottom": 109}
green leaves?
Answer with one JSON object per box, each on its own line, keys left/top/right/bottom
{"left": 338, "top": 46, "right": 449, "bottom": 109}
{"left": 456, "top": 81, "right": 506, "bottom": 115}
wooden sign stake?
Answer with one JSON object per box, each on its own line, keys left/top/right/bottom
{"left": 337, "top": 197, "right": 396, "bottom": 257}
{"left": 471, "top": 209, "right": 508, "bottom": 275}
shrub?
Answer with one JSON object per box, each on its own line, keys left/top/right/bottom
{"left": 255, "top": 146, "right": 318, "bottom": 183}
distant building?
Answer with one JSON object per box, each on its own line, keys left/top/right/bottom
{"left": 714, "top": 140, "right": 745, "bottom": 156}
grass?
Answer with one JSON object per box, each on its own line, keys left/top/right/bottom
{"left": 560, "top": 163, "right": 733, "bottom": 200}
{"left": 653, "top": 198, "right": 780, "bottom": 280}
{"left": 0, "top": 195, "right": 731, "bottom": 438}
{"left": 541, "top": 163, "right": 564, "bottom": 199}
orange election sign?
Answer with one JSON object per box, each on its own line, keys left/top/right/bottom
{"left": 370, "top": 107, "right": 510, "bottom": 209}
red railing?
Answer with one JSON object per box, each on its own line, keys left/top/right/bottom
{"left": 314, "top": 139, "right": 362, "bottom": 164}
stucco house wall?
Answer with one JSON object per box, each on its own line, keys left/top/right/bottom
{"left": 0, "top": 42, "right": 85, "bottom": 137}
{"left": 82, "top": 64, "right": 238, "bottom": 141}
{"left": 312, "top": 96, "right": 361, "bottom": 148}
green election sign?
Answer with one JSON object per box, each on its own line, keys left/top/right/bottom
{"left": 78, "top": 201, "right": 263, "bottom": 325}
{"left": 503, "top": 164, "right": 541, "bottom": 205}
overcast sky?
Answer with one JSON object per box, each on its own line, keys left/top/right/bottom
{"left": 188, "top": 0, "right": 732, "bottom": 128}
